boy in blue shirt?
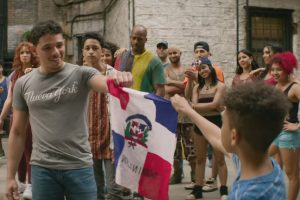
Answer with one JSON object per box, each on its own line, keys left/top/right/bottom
{"left": 171, "top": 82, "right": 288, "bottom": 200}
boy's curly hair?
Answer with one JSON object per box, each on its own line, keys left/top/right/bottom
{"left": 224, "top": 82, "right": 290, "bottom": 153}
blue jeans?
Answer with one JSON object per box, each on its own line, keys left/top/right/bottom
{"left": 31, "top": 165, "right": 97, "bottom": 200}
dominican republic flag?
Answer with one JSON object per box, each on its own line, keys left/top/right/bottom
{"left": 107, "top": 80, "right": 177, "bottom": 200}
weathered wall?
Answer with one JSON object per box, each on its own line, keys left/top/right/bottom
{"left": 104, "top": 0, "right": 130, "bottom": 49}
{"left": 134, "top": 0, "right": 238, "bottom": 84}
{"left": 131, "top": 0, "right": 300, "bottom": 84}
{"left": 7, "top": 0, "right": 37, "bottom": 53}
{"left": 7, "top": 0, "right": 64, "bottom": 55}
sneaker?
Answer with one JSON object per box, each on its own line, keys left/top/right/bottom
{"left": 169, "top": 175, "right": 182, "bottom": 184}
{"left": 23, "top": 184, "right": 32, "bottom": 199}
{"left": 133, "top": 192, "right": 144, "bottom": 200}
{"left": 184, "top": 182, "right": 195, "bottom": 190}
{"left": 203, "top": 178, "right": 218, "bottom": 192}
{"left": 18, "top": 182, "right": 26, "bottom": 193}
{"left": 122, "top": 189, "right": 132, "bottom": 200}
{"left": 220, "top": 185, "right": 228, "bottom": 199}
{"left": 185, "top": 185, "right": 202, "bottom": 200}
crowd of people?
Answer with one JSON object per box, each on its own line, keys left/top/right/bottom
{"left": 0, "top": 19, "right": 299, "bottom": 200}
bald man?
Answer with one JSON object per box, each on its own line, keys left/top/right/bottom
{"left": 164, "top": 47, "right": 195, "bottom": 186}
{"left": 116, "top": 25, "right": 166, "bottom": 200}
{"left": 117, "top": 25, "right": 165, "bottom": 97}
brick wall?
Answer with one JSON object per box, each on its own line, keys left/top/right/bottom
{"left": 7, "top": 0, "right": 37, "bottom": 53}
{"left": 8, "top": 0, "right": 37, "bottom": 25}
{"left": 133, "top": 0, "right": 238, "bottom": 84}
{"left": 7, "top": 0, "right": 62, "bottom": 54}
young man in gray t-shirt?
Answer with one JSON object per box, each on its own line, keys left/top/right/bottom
{"left": 5, "top": 20, "right": 132, "bottom": 200}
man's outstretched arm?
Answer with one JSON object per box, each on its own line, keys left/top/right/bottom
{"left": 89, "top": 71, "right": 133, "bottom": 93}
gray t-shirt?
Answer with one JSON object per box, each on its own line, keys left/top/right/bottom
{"left": 13, "top": 63, "right": 100, "bottom": 169}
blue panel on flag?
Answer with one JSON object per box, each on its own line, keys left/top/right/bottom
{"left": 112, "top": 131, "right": 125, "bottom": 168}
{"left": 144, "top": 93, "right": 178, "bottom": 133}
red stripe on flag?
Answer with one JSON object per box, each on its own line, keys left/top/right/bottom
{"left": 138, "top": 152, "right": 171, "bottom": 200}
{"left": 107, "top": 79, "right": 129, "bottom": 110}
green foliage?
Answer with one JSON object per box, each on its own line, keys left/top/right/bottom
{"left": 21, "top": 31, "right": 32, "bottom": 42}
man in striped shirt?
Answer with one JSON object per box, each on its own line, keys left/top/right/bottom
{"left": 117, "top": 24, "right": 166, "bottom": 200}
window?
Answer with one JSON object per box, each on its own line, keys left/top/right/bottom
{"left": 247, "top": 7, "right": 293, "bottom": 66}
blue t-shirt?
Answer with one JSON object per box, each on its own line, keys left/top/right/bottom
{"left": 0, "top": 77, "right": 8, "bottom": 111}
{"left": 229, "top": 155, "right": 286, "bottom": 200}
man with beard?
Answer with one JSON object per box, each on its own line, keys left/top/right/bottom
{"left": 156, "top": 40, "right": 169, "bottom": 68}
{"left": 165, "top": 46, "right": 195, "bottom": 186}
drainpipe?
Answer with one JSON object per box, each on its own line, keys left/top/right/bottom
{"left": 128, "top": 0, "right": 131, "bottom": 42}
{"left": 236, "top": 0, "right": 239, "bottom": 53}
{"left": 245, "top": 0, "right": 249, "bottom": 50}
{"left": 132, "top": 0, "right": 135, "bottom": 26}
{"left": 128, "top": 0, "right": 135, "bottom": 48}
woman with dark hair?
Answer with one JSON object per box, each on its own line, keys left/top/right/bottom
{"left": 269, "top": 52, "right": 300, "bottom": 200}
{"left": 250, "top": 43, "right": 283, "bottom": 85}
{"left": 261, "top": 44, "right": 283, "bottom": 84}
{"left": 185, "top": 57, "right": 228, "bottom": 200}
{"left": 0, "top": 41, "right": 39, "bottom": 199}
{"left": 232, "top": 49, "right": 259, "bottom": 86}
{"left": 101, "top": 41, "right": 119, "bottom": 67}
{"left": 262, "top": 43, "right": 283, "bottom": 67}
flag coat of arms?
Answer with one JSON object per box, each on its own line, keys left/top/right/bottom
{"left": 107, "top": 80, "right": 177, "bottom": 200}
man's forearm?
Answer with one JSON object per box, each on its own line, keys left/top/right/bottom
{"left": 7, "top": 129, "right": 26, "bottom": 180}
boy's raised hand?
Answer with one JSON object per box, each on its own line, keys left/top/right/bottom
{"left": 170, "top": 94, "right": 192, "bottom": 115}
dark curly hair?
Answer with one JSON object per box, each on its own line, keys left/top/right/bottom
{"left": 82, "top": 32, "right": 104, "bottom": 47}
{"left": 30, "top": 20, "right": 64, "bottom": 45}
{"left": 224, "top": 82, "right": 290, "bottom": 153}
{"left": 102, "top": 41, "right": 119, "bottom": 66}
